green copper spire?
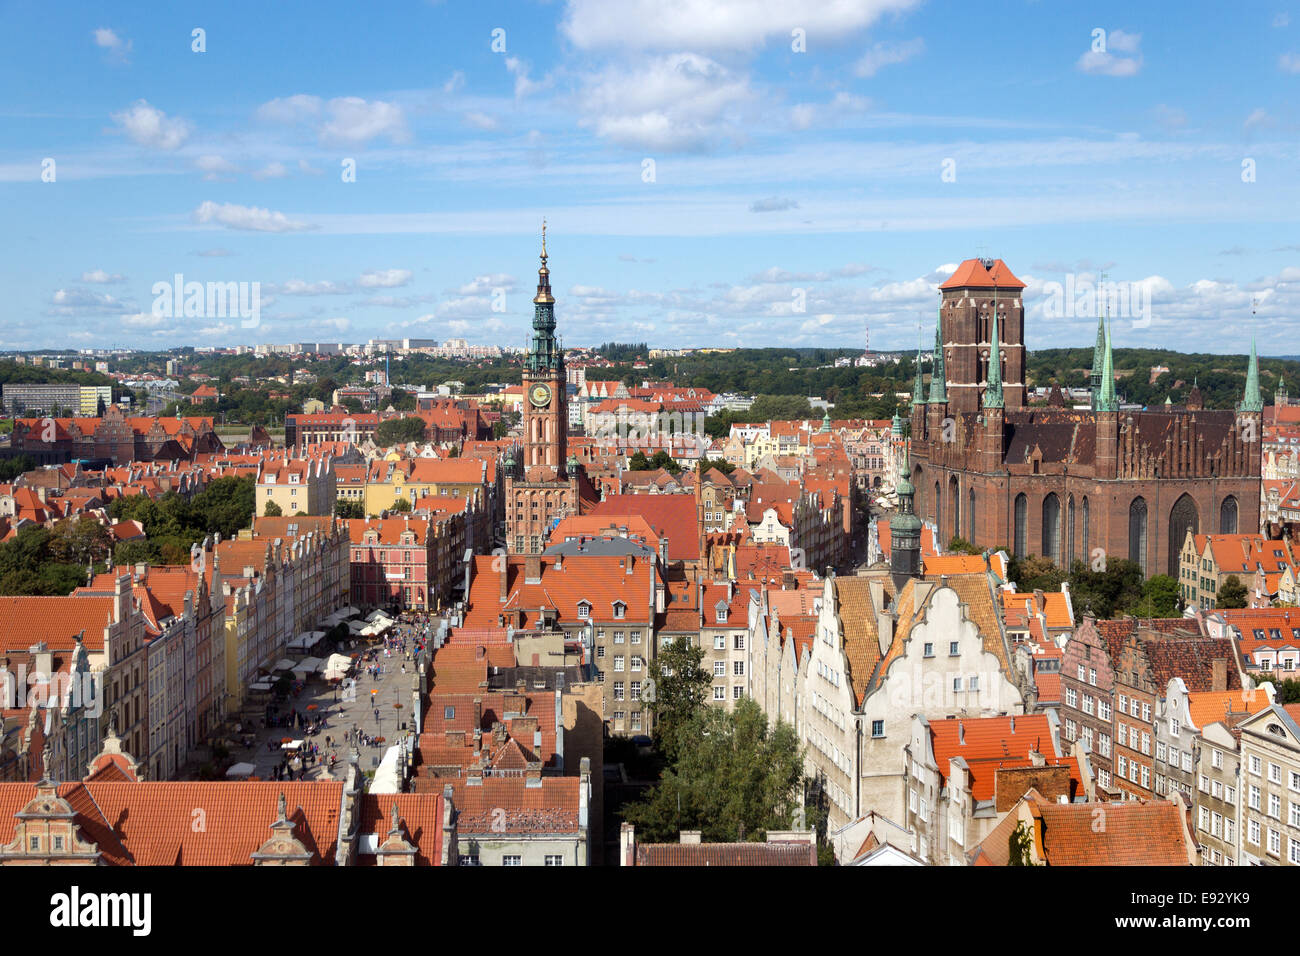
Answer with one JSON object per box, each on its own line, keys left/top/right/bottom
{"left": 820, "top": 407, "right": 831, "bottom": 433}
{"left": 1090, "top": 313, "right": 1106, "bottom": 410}
{"left": 1240, "top": 337, "right": 1264, "bottom": 413}
{"left": 927, "top": 314, "right": 947, "bottom": 404}
{"left": 1097, "top": 320, "right": 1118, "bottom": 412}
{"left": 983, "top": 302, "right": 1004, "bottom": 409}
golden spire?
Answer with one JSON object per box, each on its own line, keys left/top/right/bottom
{"left": 541, "top": 218, "right": 547, "bottom": 264}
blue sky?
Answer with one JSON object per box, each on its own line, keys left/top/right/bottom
{"left": 3, "top": 0, "right": 1300, "bottom": 355}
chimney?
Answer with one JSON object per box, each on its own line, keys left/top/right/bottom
{"left": 525, "top": 554, "right": 542, "bottom": 584}
{"left": 499, "top": 558, "right": 508, "bottom": 603}
{"left": 679, "top": 830, "right": 702, "bottom": 844}
{"left": 659, "top": 537, "right": 669, "bottom": 565}
{"left": 1212, "top": 658, "right": 1228, "bottom": 693}
{"left": 1028, "top": 749, "right": 1046, "bottom": 768}
{"left": 554, "top": 685, "right": 565, "bottom": 773}
{"left": 620, "top": 822, "right": 636, "bottom": 866}
{"left": 626, "top": 554, "right": 634, "bottom": 575}
{"left": 958, "top": 721, "right": 965, "bottom": 745}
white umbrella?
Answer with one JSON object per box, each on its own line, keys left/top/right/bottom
{"left": 225, "top": 762, "right": 257, "bottom": 778}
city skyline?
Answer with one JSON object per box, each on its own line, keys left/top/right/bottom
{"left": 4, "top": 1, "right": 1300, "bottom": 353}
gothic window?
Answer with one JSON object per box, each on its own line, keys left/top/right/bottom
{"left": 1014, "top": 493, "right": 1027, "bottom": 557}
{"left": 1042, "top": 493, "right": 1061, "bottom": 566}
{"left": 1067, "top": 495, "right": 1076, "bottom": 565}
{"left": 1220, "top": 496, "right": 1238, "bottom": 534}
{"left": 968, "top": 488, "right": 976, "bottom": 544}
{"left": 934, "top": 481, "right": 941, "bottom": 529}
{"left": 1129, "top": 497, "right": 1148, "bottom": 575}
{"left": 1082, "top": 496, "right": 1090, "bottom": 561}
{"left": 1168, "top": 494, "right": 1199, "bottom": 578}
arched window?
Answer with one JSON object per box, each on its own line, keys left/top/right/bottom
{"left": 1067, "top": 495, "right": 1076, "bottom": 565}
{"left": 949, "top": 475, "right": 960, "bottom": 544}
{"left": 968, "top": 488, "right": 976, "bottom": 544}
{"left": 1168, "top": 494, "right": 1199, "bottom": 578}
{"left": 1220, "top": 496, "right": 1238, "bottom": 534}
{"left": 1082, "top": 496, "right": 1090, "bottom": 563}
{"left": 1042, "top": 493, "right": 1061, "bottom": 566}
{"left": 1014, "top": 493, "right": 1028, "bottom": 557}
{"left": 934, "top": 480, "right": 941, "bottom": 530}
{"left": 1129, "top": 497, "right": 1148, "bottom": 575}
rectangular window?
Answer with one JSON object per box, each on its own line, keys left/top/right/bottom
{"left": 949, "top": 641, "right": 959, "bottom": 657}
{"left": 733, "top": 660, "right": 744, "bottom": 676}
{"left": 1269, "top": 793, "right": 1281, "bottom": 819}
{"left": 732, "top": 686, "right": 744, "bottom": 700}
{"left": 713, "top": 686, "right": 725, "bottom": 700}
{"left": 871, "top": 720, "right": 884, "bottom": 738}
{"left": 614, "top": 631, "right": 625, "bottom": 644}
{"left": 923, "top": 643, "right": 934, "bottom": 658}
{"left": 713, "top": 635, "right": 726, "bottom": 650}
{"left": 733, "top": 634, "right": 745, "bottom": 650}
{"left": 503, "top": 855, "right": 522, "bottom": 867}
{"left": 1118, "top": 694, "right": 1128, "bottom": 714}
{"left": 631, "top": 681, "right": 641, "bottom": 701}
{"left": 631, "top": 631, "right": 641, "bottom": 644}
{"left": 1249, "top": 819, "right": 1261, "bottom": 845}
{"left": 1250, "top": 755, "right": 1262, "bottom": 776}
{"left": 1270, "top": 763, "right": 1283, "bottom": 784}
{"left": 613, "top": 682, "right": 624, "bottom": 701}
{"left": 713, "top": 661, "right": 725, "bottom": 677}
{"left": 1089, "top": 668, "right": 1097, "bottom": 686}
{"left": 614, "top": 656, "right": 624, "bottom": 672}
{"left": 544, "top": 855, "right": 564, "bottom": 866}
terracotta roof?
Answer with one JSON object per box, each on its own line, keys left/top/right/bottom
{"left": 1033, "top": 797, "right": 1192, "bottom": 866}
{"left": 939, "top": 258, "right": 1026, "bottom": 290}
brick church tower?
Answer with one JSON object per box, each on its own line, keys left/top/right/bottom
{"left": 938, "top": 258, "right": 1026, "bottom": 414}
{"left": 505, "top": 223, "right": 582, "bottom": 554}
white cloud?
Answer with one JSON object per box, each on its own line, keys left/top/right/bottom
{"left": 112, "top": 100, "right": 191, "bottom": 150}
{"left": 320, "top": 97, "right": 409, "bottom": 145}
{"left": 854, "top": 38, "right": 924, "bottom": 77}
{"left": 192, "top": 201, "right": 314, "bottom": 233}
{"left": 93, "top": 28, "right": 132, "bottom": 63}
{"left": 463, "top": 111, "right": 499, "bottom": 131}
{"left": 562, "top": 0, "right": 921, "bottom": 52}
{"left": 789, "top": 92, "right": 872, "bottom": 130}
{"left": 48, "top": 288, "right": 131, "bottom": 314}
{"left": 121, "top": 312, "right": 170, "bottom": 328}
{"left": 254, "top": 94, "right": 323, "bottom": 125}
{"left": 1275, "top": 13, "right": 1291, "bottom": 27}
{"left": 453, "top": 274, "right": 516, "bottom": 295}
{"left": 1244, "top": 107, "right": 1272, "bottom": 129}
{"left": 276, "top": 279, "right": 350, "bottom": 295}
{"left": 80, "top": 269, "right": 125, "bottom": 284}
{"left": 252, "top": 161, "right": 289, "bottom": 180}
{"left": 505, "top": 58, "right": 546, "bottom": 98}
{"left": 1077, "top": 31, "right": 1142, "bottom": 76}
{"left": 578, "top": 53, "right": 755, "bottom": 151}
{"left": 443, "top": 71, "right": 466, "bottom": 93}
{"left": 358, "top": 269, "right": 413, "bottom": 289}
{"left": 298, "top": 159, "right": 324, "bottom": 176}
{"left": 195, "top": 154, "right": 238, "bottom": 181}
{"left": 1151, "top": 104, "right": 1187, "bottom": 129}
{"left": 1279, "top": 52, "right": 1300, "bottom": 73}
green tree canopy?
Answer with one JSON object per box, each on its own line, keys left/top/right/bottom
{"left": 622, "top": 698, "right": 804, "bottom": 844}
{"left": 375, "top": 416, "right": 428, "bottom": 446}
{"left": 645, "top": 636, "right": 710, "bottom": 759}
{"left": 1216, "top": 575, "right": 1248, "bottom": 610}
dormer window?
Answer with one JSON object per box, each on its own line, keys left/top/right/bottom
{"left": 577, "top": 602, "right": 591, "bottom": 619}
{"left": 717, "top": 608, "right": 728, "bottom": 624}
{"left": 612, "top": 602, "right": 626, "bottom": 619}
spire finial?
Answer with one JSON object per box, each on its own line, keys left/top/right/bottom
{"left": 541, "top": 218, "right": 547, "bottom": 262}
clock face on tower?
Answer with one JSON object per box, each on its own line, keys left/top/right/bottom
{"left": 529, "top": 383, "right": 552, "bottom": 407}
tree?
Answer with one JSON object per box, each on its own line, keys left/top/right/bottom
{"left": 1216, "top": 575, "right": 1248, "bottom": 610}
{"left": 335, "top": 499, "right": 365, "bottom": 519}
{"left": 1068, "top": 558, "right": 1145, "bottom": 619}
{"left": 374, "top": 416, "right": 428, "bottom": 446}
{"left": 264, "top": 500, "right": 282, "bottom": 517}
{"left": 645, "top": 637, "right": 710, "bottom": 758}
{"left": 1274, "top": 678, "right": 1300, "bottom": 705}
{"left": 696, "top": 457, "right": 735, "bottom": 476}
{"left": 392, "top": 497, "right": 412, "bottom": 513}
{"left": 1009, "top": 555, "right": 1066, "bottom": 593}
{"left": 649, "top": 449, "right": 681, "bottom": 475}
{"left": 622, "top": 698, "right": 804, "bottom": 844}
{"left": 947, "top": 536, "right": 981, "bottom": 555}
{"left": 628, "top": 451, "right": 650, "bottom": 471}
{"left": 1135, "top": 574, "right": 1181, "bottom": 617}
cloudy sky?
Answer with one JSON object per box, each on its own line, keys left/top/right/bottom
{"left": 3, "top": 0, "right": 1300, "bottom": 354}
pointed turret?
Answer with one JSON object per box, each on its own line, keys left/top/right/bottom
{"left": 820, "top": 408, "right": 831, "bottom": 433}
{"left": 983, "top": 304, "right": 1004, "bottom": 409}
{"left": 927, "top": 319, "right": 947, "bottom": 404}
{"left": 889, "top": 442, "right": 922, "bottom": 587}
{"left": 1097, "top": 321, "right": 1118, "bottom": 412}
{"left": 1240, "top": 338, "right": 1264, "bottom": 413}
{"left": 527, "top": 220, "right": 561, "bottom": 374}
{"left": 1089, "top": 313, "right": 1106, "bottom": 410}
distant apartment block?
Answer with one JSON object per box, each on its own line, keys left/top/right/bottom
{"left": 2, "top": 384, "right": 112, "bottom": 416}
